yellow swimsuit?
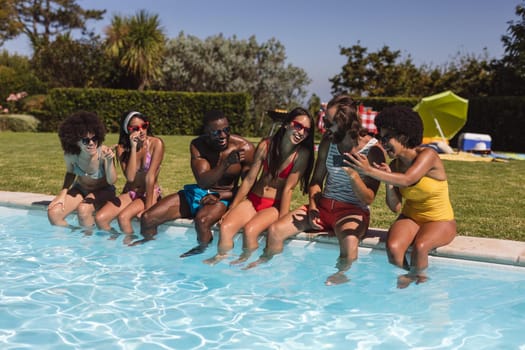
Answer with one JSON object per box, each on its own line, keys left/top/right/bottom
{"left": 399, "top": 176, "right": 454, "bottom": 224}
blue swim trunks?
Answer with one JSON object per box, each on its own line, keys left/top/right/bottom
{"left": 181, "top": 184, "right": 230, "bottom": 217}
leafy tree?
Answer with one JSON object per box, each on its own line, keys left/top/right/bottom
{"left": 0, "top": 0, "right": 22, "bottom": 46}
{"left": 158, "top": 33, "right": 258, "bottom": 92}
{"left": 0, "top": 50, "right": 45, "bottom": 100}
{"left": 492, "top": 1, "right": 525, "bottom": 95}
{"left": 0, "top": 0, "right": 105, "bottom": 52}
{"left": 430, "top": 50, "right": 494, "bottom": 98}
{"left": 501, "top": 2, "right": 525, "bottom": 77}
{"left": 331, "top": 41, "right": 499, "bottom": 98}
{"left": 158, "top": 33, "right": 310, "bottom": 134}
{"left": 307, "top": 94, "right": 321, "bottom": 117}
{"left": 104, "top": 10, "right": 166, "bottom": 91}
{"left": 31, "top": 33, "right": 113, "bottom": 88}
{"left": 330, "top": 42, "right": 426, "bottom": 97}
{"left": 330, "top": 43, "right": 367, "bottom": 96}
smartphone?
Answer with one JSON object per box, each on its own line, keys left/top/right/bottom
{"left": 332, "top": 154, "right": 353, "bottom": 167}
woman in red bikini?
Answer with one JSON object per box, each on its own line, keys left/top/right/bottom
{"left": 204, "top": 107, "right": 315, "bottom": 265}
{"left": 95, "top": 111, "right": 164, "bottom": 242}
{"left": 246, "top": 95, "right": 385, "bottom": 286}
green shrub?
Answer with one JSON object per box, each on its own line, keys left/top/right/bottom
{"left": 41, "top": 88, "right": 252, "bottom": 135}
{"left": 0, "top": 114, "right": 41, "bottom": 132}
{"left": 22, "top": 94, "right": 47, "bottom": 112}
{"left": 0, "top": 58, "right": 47, "bottom": 102}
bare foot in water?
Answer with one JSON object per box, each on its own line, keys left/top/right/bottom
{"left": 128, "top": 237, "right": 153, "bottom": 246}
{"left": 107, "top": 228, "right": 121, "bottom": 240}
{"left": 230, "top": 250, "right": 254, "bottom": 265}
{"left": 325, "top": 272, "right": 350, "bottom": 286}
{"left": 242, "top": 256, "right": 270, "bottom": 270}
{"left": 180, "top": 244, "right": 209, "bottom": 258}
{"left": 123, "top": 234, "right": 137, "bottom": 245}
{"left": 397, "top": 274, "right": 416, "bottom": 289}
{"left": 397, "top": 274, "right": 427, "bottom": 288}
{"left": 415, "top": 274, "right": 428, "bottom": 285}
{"left": 203, "top": 253, "right": 228, "bottom": 266}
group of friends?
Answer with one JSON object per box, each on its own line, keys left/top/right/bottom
{"left": 47, "top": 94, "right": 457, "bottom": 288}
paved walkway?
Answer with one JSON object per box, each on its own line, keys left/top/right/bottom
{"left": 1, "top": 190, "right": 524, "bottom": 267}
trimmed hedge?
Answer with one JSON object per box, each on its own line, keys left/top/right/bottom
{"left": 450, "top": 96, "right": 525, "bottom": 152}
{"left": 357, "top": 96, "right": 419, "bottom": 110}
{"left": 38, "top": 88, "right": 252, "bottom": 135}
{"left": 0, "top": 114, "right": 40, "bottom": 132}
{"left": 28, "top": 88, "right": 524, "bottom": 151}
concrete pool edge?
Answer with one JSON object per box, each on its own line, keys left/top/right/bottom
{"left": 2, "top": 190, "right": 525, "bottom": 268}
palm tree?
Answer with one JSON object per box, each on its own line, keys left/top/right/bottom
{"left": 105, "top": 10, "right": 165, "bottom": 91}
{"left": 105, "top": 15, "right": 128, "bottom": 58}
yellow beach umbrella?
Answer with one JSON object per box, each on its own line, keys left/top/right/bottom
{"left": 414, "top": 91, "right": 468, "bottom": 140}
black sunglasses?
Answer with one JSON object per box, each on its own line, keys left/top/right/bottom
{"left": 377, "top": 133, "right": 396, "bottom": 145}
{"left": 210, "top": 126, "right": 231, "bottom": 137}
{"left": 81, "top": 136, "right": 98, "bottom": 145}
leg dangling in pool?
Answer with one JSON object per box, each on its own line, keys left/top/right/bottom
{"left": 107, "top": 227, "right": 121, "bottom": 240}
{"left": 180, "top": 238, "right": 213, "bottom": 258}
{"left": 128, "top": 235, "right": 155, "bottom": 246}
{"left": 325, "top": 271, "right": 350, "bottom": 286}
{"left": 325, "top": 257, "right": 353, "bottom": 286}
{"left": 203, "top": 252, "right": 229, "bottom": 265}
{"left": 397, "top": 268, "right": 428, "bottom": 289}
{"left": 123, "top": 234, "right": 138, "bottom": 245}
{"left": 230, "top": 247, "right": 257, "bottom": 265}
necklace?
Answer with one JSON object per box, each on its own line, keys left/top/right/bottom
{"left": 76, "top": 151, "right": 101, "bottom": 178}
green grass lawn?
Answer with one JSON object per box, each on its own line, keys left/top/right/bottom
{"left": 1, "top": 132, "right": 524, "bottom": 241}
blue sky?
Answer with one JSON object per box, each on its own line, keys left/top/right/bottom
{"left": 3, "top": 0, "right": 520, "bottom": 102}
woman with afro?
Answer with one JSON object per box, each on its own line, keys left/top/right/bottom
{"left": 349, "top": 105, "right": 456, "bottom": 288}
{"left": 48, "top": 111, "right": 118, "bottom": 229}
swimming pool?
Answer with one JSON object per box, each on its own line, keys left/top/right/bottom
{"left": 1, "top": 205, "right": 524, "bottom": 349}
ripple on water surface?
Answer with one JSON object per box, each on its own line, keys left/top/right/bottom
{"left": 0, "top": 205, "right": 525, "bottom": 349}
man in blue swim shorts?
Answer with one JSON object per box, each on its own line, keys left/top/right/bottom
{"left": 135, "top": 110, "right": 255, "bottom": 257}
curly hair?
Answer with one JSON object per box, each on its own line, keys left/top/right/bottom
{"left": 117, "top": 111, "right": 154, "bottom": 164}
{"left": 326, "top": 94, "right": 367, "bottom": 143}
{"left": 267, "top": 107, "right": 315, "bottom": 194}
{"left": 374, "top": 106, "right": 423, "bottom": 148}
{"left": 58, "top": 111, "right": 106, "bottom": 155}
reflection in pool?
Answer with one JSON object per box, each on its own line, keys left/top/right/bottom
{"left": 1, "top": 205, "right": 524, "bottom": 349}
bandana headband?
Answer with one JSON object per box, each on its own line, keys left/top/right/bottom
{"left": 123, "top": 111, "right": 142, "bottom": 134}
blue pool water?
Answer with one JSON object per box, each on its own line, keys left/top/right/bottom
{"left": 1, "top": 205, "right": 525, "bottom": 349}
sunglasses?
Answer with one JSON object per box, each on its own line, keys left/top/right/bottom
{"left": 127, "top": 122, "right": 150, "bottom": 133}
{"left": 291, "top": 120, "right": 310, "bottom": 134}
{"left": 377, "top": 133, "right": 396, "bottom": 145}
{"left": 81, "top": 136, "right": 98, "bottom": 145}
{"left": 210, "top": 126, "right": 231, "bottom": 137}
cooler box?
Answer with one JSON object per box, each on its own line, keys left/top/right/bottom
{"left": 457, "top": 133, "right": 492, "bottom": 152}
